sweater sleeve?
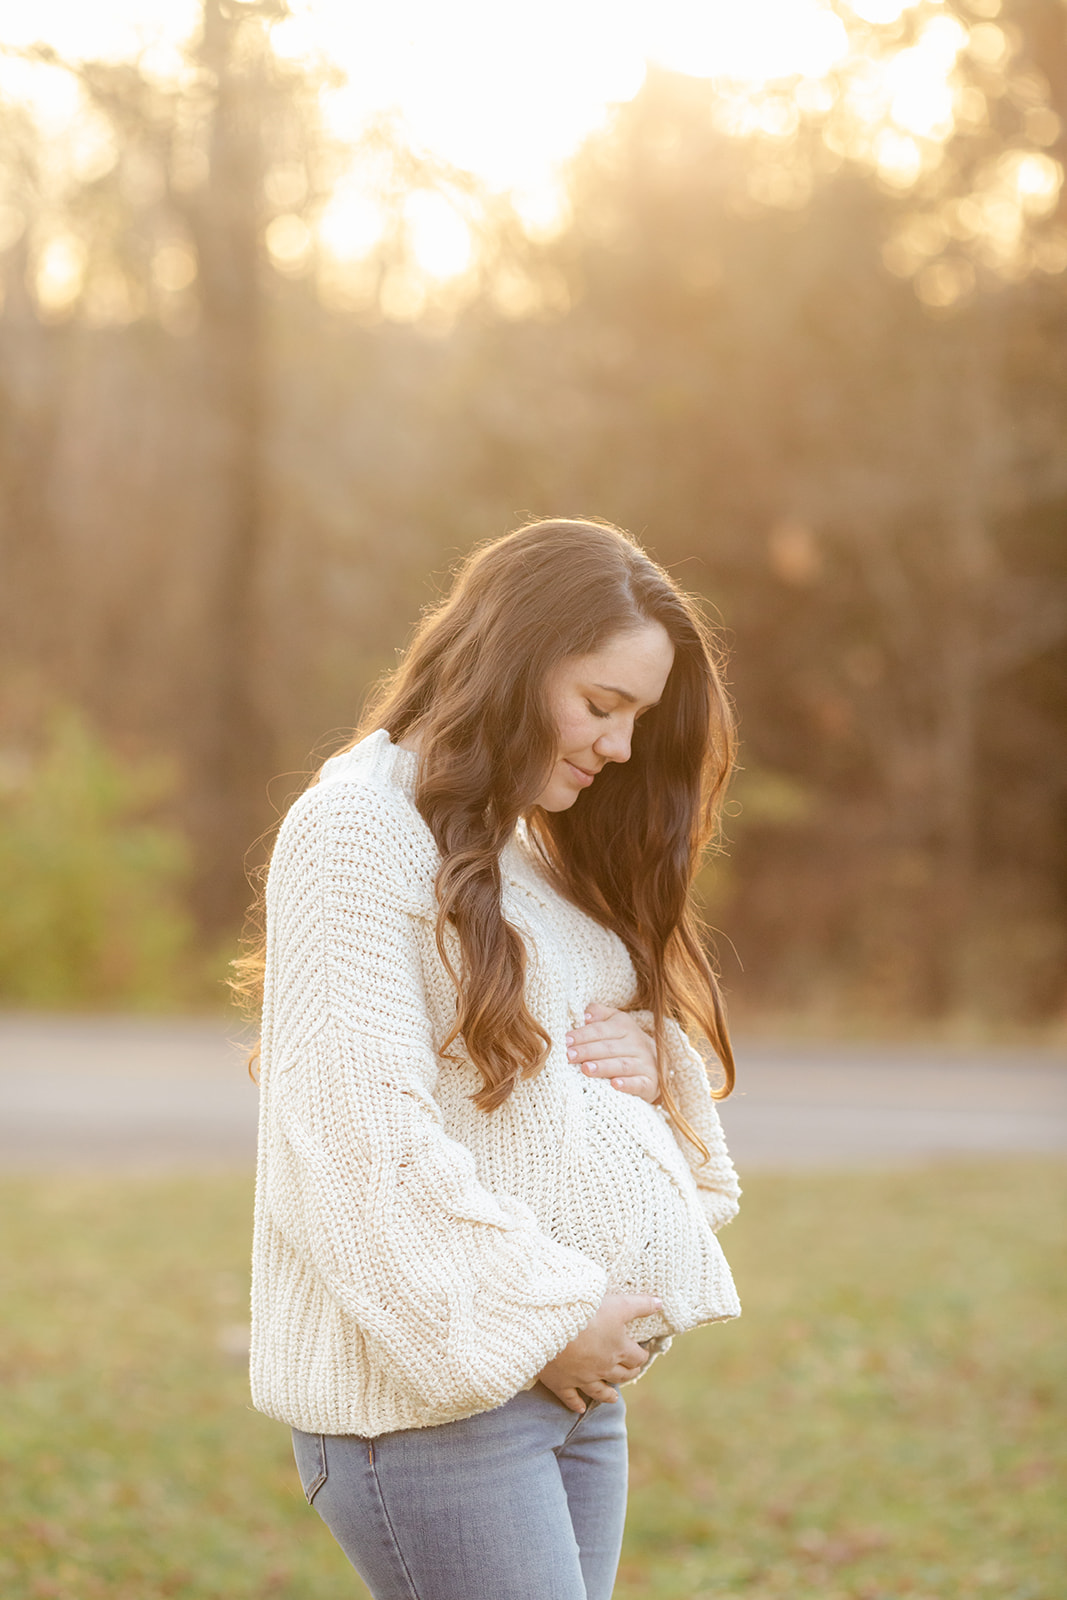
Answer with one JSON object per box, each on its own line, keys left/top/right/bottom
{"left": 261, "top": 783, "right": 608, "bottom": 1417}
{"left": 631, "top": 1010, "right": 741, "bottom": 1232}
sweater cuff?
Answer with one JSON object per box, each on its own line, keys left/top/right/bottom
{"left": 502, "top": 1261, "right": 609, "bottom": 1401}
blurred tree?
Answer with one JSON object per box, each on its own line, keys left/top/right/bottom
{"left": 177, "top": 0, "right": 285, "bottom": 933}
{"left": 446, "top": 54, "right": 1067, "bottom": 1020}
{"left": 0, "top": 106, "right": 68, "bottom": 684}
{"left": 2, "top": 0, "right": 334, "bottom": 931}
{"left": 0, "top": 0, "right": 1064, "bottom": 1024}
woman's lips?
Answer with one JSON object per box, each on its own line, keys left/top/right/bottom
{"left": 564, "top": 760, "right": 597, "bottom": 788}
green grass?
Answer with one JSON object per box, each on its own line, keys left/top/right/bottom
{"left": 1, "top": 1164, "right": 1063, "bottom": 1600}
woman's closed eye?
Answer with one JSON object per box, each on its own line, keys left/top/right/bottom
{"left": 586, "top": 700, "right": 611, "bottom": 719}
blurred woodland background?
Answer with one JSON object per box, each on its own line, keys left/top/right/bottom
{"left": 0, "top": 0, "right": 1065, "bottom": 1030}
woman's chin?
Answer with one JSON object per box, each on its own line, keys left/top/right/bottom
{"left": 534, "top": 782, "right": 582, "bottom": 813}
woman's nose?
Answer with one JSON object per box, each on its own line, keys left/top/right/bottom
{"left": 594, "top": 722, "right": 633, "bottom": 764}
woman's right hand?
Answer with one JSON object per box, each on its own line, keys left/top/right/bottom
{"left": 535, "top": 1292, "right": 662, "bottom": 1413}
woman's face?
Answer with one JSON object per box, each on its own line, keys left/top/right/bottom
{"left": 534, "top": 622, "right": 675, "bottom": 812}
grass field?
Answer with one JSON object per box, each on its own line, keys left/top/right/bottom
{"left": 2, "top": 1162, "right": 1063, "bottom": 1600}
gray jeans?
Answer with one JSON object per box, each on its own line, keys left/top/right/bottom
{"left": 292, "top": 1383, "right": 628, "bottom": 1599}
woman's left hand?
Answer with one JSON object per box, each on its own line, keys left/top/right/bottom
{"left": 565, "top": 1002, "right": 660, "bottom": 1104}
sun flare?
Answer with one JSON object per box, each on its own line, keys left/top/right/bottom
{"left": 0, "top": 0, "right": 1050, "bottom": 300}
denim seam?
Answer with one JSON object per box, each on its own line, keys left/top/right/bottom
{"left": 561, "top": 1398, "right": 599, "bottom": 1447}
{"left": 366, "top": 1440, "right": 425, "bottom": 1600}
{"left": 299, "top": 1432, "right": 328, "bottom": 1505}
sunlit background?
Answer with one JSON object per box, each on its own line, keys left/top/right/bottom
{"left": 0, "top": 0, "right": 1064, "bottom": 1028}
{"left": 1, "top": 9, "right": 1066, "bottom": 1596}
{"left": 2, "top": 0, "right": 1063, "bottom": 308}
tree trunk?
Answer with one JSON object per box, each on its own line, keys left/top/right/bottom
{"left": 184, "top": 0, "right": 277, "bottom": 935}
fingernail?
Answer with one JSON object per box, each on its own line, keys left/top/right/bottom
{"left": 583, "top": 1062, "right": 595, "bottom": 1073}
{"left": 567, "top": 1048, "right": 577, "bottom": 1060}
{"left": 565, "top": 1033, "right": 574, "bottom": 1044}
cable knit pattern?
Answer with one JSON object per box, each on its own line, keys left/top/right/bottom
{"left": 250, "top": 729, "right": 741, "bottom": 1438}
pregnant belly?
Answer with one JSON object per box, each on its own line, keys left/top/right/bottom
{"left": 550, "top": 1078, "right": 739, "bottom": 1334}
{"left": 440, "top": 1066, "right": 741, "bottom": 1336}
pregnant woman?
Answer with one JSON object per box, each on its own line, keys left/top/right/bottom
{"left": 244, "top": 518, "right": 742, "bottom": 1599}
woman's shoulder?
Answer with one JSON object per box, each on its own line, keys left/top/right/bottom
{"left": 269, "top": 730, "right": 439, "bottom": 914}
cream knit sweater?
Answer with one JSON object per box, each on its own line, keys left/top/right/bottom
{"left": 250, "top": 729, "right": 741, "bottom": 1438}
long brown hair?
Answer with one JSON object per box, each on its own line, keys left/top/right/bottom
{"left": 234, "top": 520, "right": 735, "bottom": 1149}
{"left": 348, "top": 518, "right": 736, "bottom": 1149}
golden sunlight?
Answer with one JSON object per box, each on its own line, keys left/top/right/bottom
{"left": 647, "top": 0, "right": 849, "bottom": 83}
{"left": 0, "top": 0, "right": 1043, "bottom": 297}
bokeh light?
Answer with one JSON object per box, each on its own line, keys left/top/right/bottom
{"left": 0, "top": 0, "right": 1062, "bottom": 299}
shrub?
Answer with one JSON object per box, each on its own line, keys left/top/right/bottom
{"left": 0, "top": 707, "right": 202, "bottom": 1009}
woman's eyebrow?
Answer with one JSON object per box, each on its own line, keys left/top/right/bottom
{"left": 592, "top": 681, "right": 638, "bottom": 703}
{"left": 592, "top": 682, "right": 660, "bottom": 709}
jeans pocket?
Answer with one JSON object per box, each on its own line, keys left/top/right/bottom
{"left": 291, "top": 1428, "right": 328, "bottom": 1505}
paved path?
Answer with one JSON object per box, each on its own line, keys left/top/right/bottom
{"left": 716, "top": 1039, "right": 1067, "bottom": 1168}
{"left": 1, "top": 1014, "right": 1065, "bottom": 1173}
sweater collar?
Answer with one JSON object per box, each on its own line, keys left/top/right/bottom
{"left": 317, "top": 727, "right": 419, "bottom": 796}
{"left": 381, "top": 733, "right": 420, "bottom": 796}
{"left": 320, "top": 730, "right": 555, "bottom": 901}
